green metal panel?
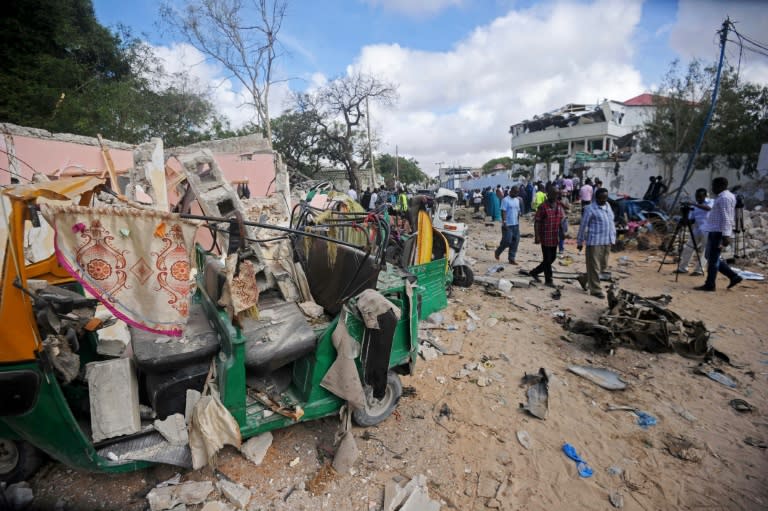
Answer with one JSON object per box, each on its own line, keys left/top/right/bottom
{"left": 0, "top": 361, "right": 148, "bottom": 473}
{"left": 408, "top": 258, "right": 449, "bottom": 320}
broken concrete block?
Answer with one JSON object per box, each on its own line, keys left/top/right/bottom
{"left": 154, "top": 414, "right": 189, "bottom": 446}
{"left": 383, "top": 474, "right": 440, "bottom": 511}
{"left": 298, "top": 301, "right": 324, "bottom": 319}
{"left": 218, "top": 479, "right": 252, "bottom": 509}
{"left": 497, "top": 279, "right": 513, "bottom": 292}
{"left": 147, "top": 487, "right": 176, "bottom": 511}
{"left": 419, "top": 344, "right": 440, "bottom": 362}
{"left": 86, "top": 358, "right": 140, "bottom": 442}
{"left": 477, "top": 472, "right": 499, "bottom": 498}
{"left": 201, "top": 502, "right": 233, "bottom": 511}
{"left": 176, "top": 481, "right": 214, "bottom": 505}
{"left": 240, "top": 432, "right": 273, "bottom": 465}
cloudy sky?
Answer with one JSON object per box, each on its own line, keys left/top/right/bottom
{"left": 94, "top": 0, "right": 768, "bottom": 174}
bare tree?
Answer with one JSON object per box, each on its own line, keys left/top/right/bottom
{"left": 296, "top": 72, "right": 397, "bottom": 190}
{"left": 161, "top": 0, "right": 286, "bottom": 143}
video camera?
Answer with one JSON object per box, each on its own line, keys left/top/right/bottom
{"left": 679, "top": 202, "right": 694, "bottom": 225}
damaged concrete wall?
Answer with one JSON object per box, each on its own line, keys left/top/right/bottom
{"left": 130, "top": 138, "right": 168, "bottom": 210}
{"left": 0, "top": 123, "right": 133, "bottom": 183}
{"left": 570, "top": 152, "right": 768, "bottom": 207}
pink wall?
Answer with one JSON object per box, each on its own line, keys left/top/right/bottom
{"left": 1, "top": 135, "right": 278, "bottom": 199}
{"left": 0, "top": 135, "right": 134, "bottom": 183}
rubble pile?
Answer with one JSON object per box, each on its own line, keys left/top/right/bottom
{"left": 566, "top": 286, "right": 711, "bottom": 356}
{"left": 741, "top": 208, "right": 768, "bottom": 263}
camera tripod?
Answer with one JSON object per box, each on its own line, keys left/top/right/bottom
{"left": 658, "top": 215, "right": 703, "bottom": 282}
{"left": 733, "top": 205, "right": 748, "bottom": 259}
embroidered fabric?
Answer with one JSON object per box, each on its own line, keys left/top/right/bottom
{"left": 41, "top": 204, "right": 200, "bottom": 336}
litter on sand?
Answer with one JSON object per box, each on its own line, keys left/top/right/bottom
{"left": 634, "top": 411, "right": 657, "bottom": 429}
{"left": 729, "top": 399, "right": 755, "bottom": 413}
{"left": 562, "top": 443, "right": 593, "bottom": 478}
{"left": 521, "top": 368, "right": 549, "bottom": 420}
{"left": 568, "top": 365, "right": 627, "bottom": 390}
{"left": 516, "top": 430, "right": 532, "bottom": 450}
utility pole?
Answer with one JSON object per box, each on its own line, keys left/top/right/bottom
{"left": 669, "top": 17, "right": 730, "bottom": 210}
{"left": 365, "top": 96, "right": 375, "bottom": 189}
{"left": 395, "top": 144, "right": 399, "bottom": 182}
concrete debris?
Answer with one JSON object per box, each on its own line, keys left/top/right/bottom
{"left": 568, "top": 365, "right": 627, "bottom": 391}
{"left": 156, "top": 473, "right": 182, "bottom": 488}
{"left": 484, "top": 318, "right": 499, "bottom": 328}
{"left": 240, "top": 432, "right": 273, "bottom": 466}
{"left": 465, "top": 309, "right": 481, "bottom": 321}
{"left": 419, "top": 344, "right": 440, "bottom": 362}
{"left": 86, "top": 358, "right": 141, "bottom": 442}
{"left": 298, "top": 301, "right": 325, "bottom": 319}
{"left": 200, "top": 502, "right": 232, "bottom": 511}
{"left": 476, "top": 376, "right": 492, "bottom": 387}
{"left": 148, "top": 481, "right": 217, "bottom": 511}
{"left": 477, "top": 472, "right": 499, "bottom": 498}
{"left": 497, "top": 279, "right": 512, "bottom": 293}
{"left": 289, "top": 457, "right": 301, "bottom": 467}
{"left": 3, "top": 481, "right": 34, "bottom": 510}
{"left": 154, "top": 414, "right": 189, "bottom": 447}
{"left": 521, "top": 368, "right": 549, "bottom": 420}
{"left": 217, "top": 479, "right": 252, "bottom": 509}
{"left": 516, "top": 430, "right": 532, "bottom": 450}
{"left": 383, "top": 474, "right": 440, "bottom": 511}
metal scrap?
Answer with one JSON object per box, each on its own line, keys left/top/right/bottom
{"left": 566, "top": 286, "right": 713, "bottom": 357}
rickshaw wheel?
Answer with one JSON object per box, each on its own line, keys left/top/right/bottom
{"left": 452, "top": 265, "right": 474, "bottom": 287}
{"left": 353, "top": 372, "right": 402, "bottom": 427}
{"left": 0, "top": 439, "right": 44, "bottom": 483}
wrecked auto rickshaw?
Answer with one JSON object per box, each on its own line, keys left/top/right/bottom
{"left": 0, "top": 177, "right": 441, "bottom": 481}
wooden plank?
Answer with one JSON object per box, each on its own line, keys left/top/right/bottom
{"left": 97, "top": 134, "right": 120, "bottom": 194}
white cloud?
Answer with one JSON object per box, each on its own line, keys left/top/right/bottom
{"left": 670, "top": 0, "right": 768, "bottom": 85}
{"left": 362, "top": 0, "right": 464, "bottom": 17}
{"left": 150, "top": 42, "right": 293, "bottom": 129}
{"left": 350, "top": 0, "right": 646, "bottom": 172}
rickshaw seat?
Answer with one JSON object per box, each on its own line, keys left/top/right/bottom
{"left": 129, "top": 302, "right": 220, "bottom": 373}
{"left": 242, "top": 301, "right": 316, "bottom": 376}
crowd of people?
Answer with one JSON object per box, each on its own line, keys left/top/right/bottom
{"left": 476, "top": 174, "right": 741, "bottom": 295}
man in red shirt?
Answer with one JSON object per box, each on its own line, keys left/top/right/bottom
{"left": 527, "top": 187, "right": 565, "bottom": 287}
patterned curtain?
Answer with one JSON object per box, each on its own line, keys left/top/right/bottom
{"left": 41, "top": 204, "right": 200, "bottom": 336}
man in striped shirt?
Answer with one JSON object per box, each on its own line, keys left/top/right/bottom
{"left": 576, "top": 188, "right": 616, "bottom": 299}
{"left": 527, "top": 187, "right": 564, "bottom": 287}
{"left": 695, "top": 177, "right": 742, "bottom": 291}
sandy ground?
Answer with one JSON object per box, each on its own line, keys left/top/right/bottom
{"left": 28, "top": 208, "right": 768, "bottom": 511}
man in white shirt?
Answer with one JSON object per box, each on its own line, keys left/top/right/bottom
{"left": 368, "top": 188, "right": 378, "bottom": 211}
{"left": 695, "top": 177, "right": 741, "bottom": 291}
{"left": 347, "top": 187, "right": 358, "bottom": 201}
{"left": 675, "top": 188, "right": 712, "bottom": 276}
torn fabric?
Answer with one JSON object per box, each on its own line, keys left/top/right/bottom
{"left": 320, "top": 318, "right": 366, "bottom": 410}
{"left": 188, "top": 390, "right": 242, "bottom": 470}
{"left": 41, "top": 204, "right": 199, "bottom": 336}
{"left": 356, "top": 289, "right": 401, "bottom": 329}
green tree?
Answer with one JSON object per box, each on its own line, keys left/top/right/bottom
{"left": 271, "top": 110, "right": 322, "bottom": 176}
{"left": 481, "top": 156, "right": 513, "bottom": 174}
{"left": 642, "top": 59, "right": 768, "bottom": 182}
{"left": 0, "top": 0, "right": 218, "bottom": 145}
{"left": 375, "top": 154, "right": 427, "bottom": 185}
{"left": 294, "top": 72, "right": 397, "bottom": 190}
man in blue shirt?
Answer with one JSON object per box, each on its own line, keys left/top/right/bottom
{"left": 576, "top": 188, "right": 616, "bottom": 298}
{"left": 494, "top": 187, "right": 522, "bottom": 264}
{"left": 675, "top": 188, "right": 712, "bottom": 275}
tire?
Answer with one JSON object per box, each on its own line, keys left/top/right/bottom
{"left": 452, "top": 265, "right": 474, "bottom": 287}
{"left": 352, "top": 372, "right": 402, "bottom": 427}
{"left": 0, "top": 439, "right": 44, "bottom": 483}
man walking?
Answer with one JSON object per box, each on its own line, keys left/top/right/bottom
{"left": 675, "top": 188, "right": 712, "bottom": 276}
{"left": 527, "top": 187, "right": 564, "bottom": 287}
{"left": 495, "top": 187, "right": 522, "bottom": 264}
{"left": 576, "top": 188, "right": 616, "bottom": 299}
{"left": 579, "top": 178, "right": 593, "bottom": 216}
{"left": 695, "top": 177, "right": 742, "bottom": 291}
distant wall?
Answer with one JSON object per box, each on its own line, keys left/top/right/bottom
{"left": 566, "top": 152, "right": 768, "bottom": 207}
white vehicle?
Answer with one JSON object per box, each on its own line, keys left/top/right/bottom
{"left": 432, "top": 188, "right": 473, "bottom": 287}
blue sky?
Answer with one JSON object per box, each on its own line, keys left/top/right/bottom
{"left": 92, "top": 0, "right": 768, "bottom": 171}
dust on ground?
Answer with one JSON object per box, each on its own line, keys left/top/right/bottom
{"left": 29, "top": 209, "right": 768, "bottom": 511}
